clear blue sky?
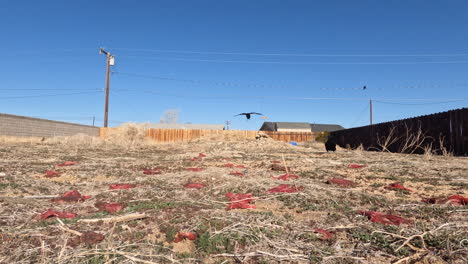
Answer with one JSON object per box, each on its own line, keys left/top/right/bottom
{"left": 1, "top": 0, "right": 467, "bottom": 130}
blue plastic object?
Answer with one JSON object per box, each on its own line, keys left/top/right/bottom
{"left": 289, "top": 141, "right": 298, "bottom": 146}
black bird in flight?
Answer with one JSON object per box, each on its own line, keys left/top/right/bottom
{"left": 363, "top": 85, "right": 367, "bottom": 90}
{"left": 235, "top": 112, "right": 263, "bottom": 120}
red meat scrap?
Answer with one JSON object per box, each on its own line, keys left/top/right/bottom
{"left": 271, "top": 160, "right": 282, "bottom": 163}
{"left": 272, "top": 173, "right": 300, "bottom": 181}
{"left": 142, "top": 168, "right": 161, "bottom": 175}
{"left": 39, "top": 209, "right": 77, "bottom": 220}
{"left": 422, "top": 195, "right": 468, "bottom": 205}
{"left": 359, "top": 210, "right": 412, "bottom": 225}
{"left": 52, "top": 190, "right": 91, "bottom": 203}
{"left": 225, "top": 192, "right": 256, "bottom": 210}
{"left": 267, "top": 184, "right": 303, "bottom": 193}
{"left": 223, "top": 163, "right": 235, "bottom": 168}
{"left": 184, "top": 183, "right": 206, "bottom": 189}
{"left": 198, "top": 153, "right": 207, "bottom": 158}
{"left": 55, "top": 161, "right": 77, "bottom": 167}
{"left": 95, "top": 202, "right": 124, "bottom": 213}
{"left": 235, "top": 165, "right": 246, "bottom": 168}
{"left": 187, "top": 168, "right": 204, "bottom": 172}
{"left": 348, "top": 164, "right": 365, "bottom": 169}
{"left": 44, "top": 170, "right": 61, "bottom": 178}
{"left": 327, "top": 178, "right": 356, "bottom": 187}
{"left": 229, "top": 171, "right": 245, "bottom": 177}
{"left": 447, "top": 195, "right": 468, "bottom": 205}
{"left": 314, "top": 229, "right": 334, "bottom": 240}
{"left": 109, "top": 184, "right": 136, "bottom": 190}
{"left": 174, "top": 232, "right": 198, "bottom": 243}
{"left": 385, "top": 183, "right": 413, "bottom": 192}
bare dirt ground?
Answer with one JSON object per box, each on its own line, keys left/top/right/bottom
{"left": 0, "top": 136, "right": 467, "bottom": 263}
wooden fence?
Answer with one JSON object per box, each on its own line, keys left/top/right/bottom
{"left": 100, "top": 128, "right": 316, "bottom": 143}
{"left": 330, "top": 108, "right": 468, "bottom": 156}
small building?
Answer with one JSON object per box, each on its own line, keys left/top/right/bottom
{"left": 260, "top": 122, "right": 344, "bottom": 133}
{"left": 147, "top": 123, "right": 225, "bottom": 130}
{"left": 310, "top": 123, "right": 344, "bottom": 133}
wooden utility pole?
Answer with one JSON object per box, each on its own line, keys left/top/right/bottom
{"left": 369, "top": 98, "right": 373, "bottom": 125}
{"left": 100, "top": 48, "right": 114, "bottom": 128}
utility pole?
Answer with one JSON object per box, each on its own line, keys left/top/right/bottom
{"left": 369, "top": 98, "right": 373, "bottom": 125}
{"left": 225, "top": 120, "right": 231, "bottom": 130}
{"left": 99, "top": 48, "right": 115, "bottom": 127}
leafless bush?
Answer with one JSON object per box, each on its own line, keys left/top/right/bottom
{"left": 437, "top": 135, "right": 453, "bottom": 157}
{"left": 377, "top": 123, "right": 431, "bottom": 154}
{"left": 159, "top": 109, "right": 180, "bottom": 124}
{"left": 104, "top": 122, "right": 150, "bottom": 147}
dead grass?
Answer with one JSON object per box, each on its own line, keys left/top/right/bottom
{"left": 0, "top": 136, "right": 467, "bottom": 263}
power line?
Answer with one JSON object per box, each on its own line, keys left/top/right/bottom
{"left": 349, "top": 103, "right": 370, "bottom": 127}
{"left": 0, "top": 91, "right": 101, "bottom": 100}
{"left": 112, "top": 88, "right": 468, "bottom": 102}
{"left": 0, "top": 88, "right": 102, "bottom": 91}
{"left": 112, "top": 71, "right": 368, "bottom": 91}
{"left": 373, "top": 99, "right": 468, "bottom": 105}
{"left": 118, "top": 55, "right": 468, "bottom": 65}
{"left": 111, "top": 48, "right": 468, "bottom": 57}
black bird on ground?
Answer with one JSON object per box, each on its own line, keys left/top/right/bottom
{"left": 235, "top": 112, "right": 263, "bottom": 120}
{"left": 325, "top": 137, "right": 337, "bottom": 152}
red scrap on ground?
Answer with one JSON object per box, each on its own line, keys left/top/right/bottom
{"left": 348, "top": 164, "right": 365, "bottom": 169}
{"left": 95, "top": 202, "right": 124, "bottom": 213}
{"left": 235, "top": 165, "right": 246, "bottom": 168}
{"left": 267, "top": 184, "right": 303, "bottom": 193}
{"left": 230, "top": 171, "right": 245, "bottom": 177}
{"left": 223, "top": 163, "right": 235, "bottom": 168}
{"left": 271, "top": 160, "right": 282, "bottom": 163}
{"left": 327, "top": 178, "right": 356, "bottom": 187}
{"left": 142, "top": 168, "right": 161, "bottom": 175}
{"left": 386, "top": 183, "right": 413, "bottom": 192}
{"left": 447, "top": 195, "right": 468, "bottom": 205}
{"left": 225, "top": 192, "right": 256, "bottom": 210}
{"left": 44, "top": 170, "right": 61, "bottom": 178}
{"left": 272, "top": 173, "right": 300, "bottom": 181}
{"left": 55, "top": 161, "right": 77, "bottom": 167}
{"left": 39, "top": 209, "right": 77, "bottom": 220}
{"left": 422, "top": 195, "right": 467, "bottom": 205}
{"left": 314, "top": 229, "right": 334, "bottom": 240}
{"left": 198, "top": 153, "right": 207, "bottom": 158}
{"left": 51, "top": 190, "right": 91, "bottom": 203}
{"left": 174, "top": 232, "right": 198, "bottom": 242}
{"left": 190, "top": 157, "right": 201, "bottom": 161}
{"left": 184, "top": 183, "right": 206, "bottom": 189}
{"left": 187, "top": 168, "right": 204, "bottom": 172}
{"left": 109, "top": 184, "right": 136, "bottom": 190}
{"left": 359, "top": 210, "right": 412, "bottom": 225}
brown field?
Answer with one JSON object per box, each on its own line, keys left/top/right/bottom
{"left": 0, "top": 134, "right": 467, "bottom": 264}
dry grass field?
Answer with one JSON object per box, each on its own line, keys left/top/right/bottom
{"left": 0, "top": 132, "right": 467, "bottom": 264}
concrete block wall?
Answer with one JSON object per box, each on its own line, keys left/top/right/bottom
{"left": 0, "top": 113, "right": 100, "bottom": 137}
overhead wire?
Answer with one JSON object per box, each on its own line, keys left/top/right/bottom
{"left": 117, "top": 55, "right": 468, "bottom": 65}
{"left": 112, "top": 71, "right": 368, "bottom": 91}
{"left": 0, "top": 91, "right": 102, "bottom": 100}
{"left": 110, "top": 48, "right": 468, "bottom": 57}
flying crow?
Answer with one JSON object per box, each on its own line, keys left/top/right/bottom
{"left": 235, "top": 112, "right": 263, "bottom": 120}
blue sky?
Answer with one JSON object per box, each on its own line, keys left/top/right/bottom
{"left": 1, "top": 0, "right": 467, "bottom": 130}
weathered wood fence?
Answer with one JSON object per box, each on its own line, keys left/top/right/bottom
{"left": 330, "top": 108, "right": 468, "bottom": 156}
{"left": 100, "top": 128, "right": 316, "bottom": 143}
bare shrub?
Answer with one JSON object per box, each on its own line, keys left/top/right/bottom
{"left": 438, "top": 135, "right": 453, "bottom": 157}
{"left": 104, "top": 122, "right": 150, "bottom": 147}
{"left": 159, "top": 109, "right": 180, "bottom": 124}
{"left": 377, "top": 124, "right": 430, "bottom": 154}
{"left": 377, "top": 126, "right": 399, "bottom": 152}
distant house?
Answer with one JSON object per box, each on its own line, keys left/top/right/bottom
{"left": 310, "top": 123, "right": 344, "bottom": 133}
{"left": 260, "top": 122, "right": 344, "bottom": 133}
{"left": 148, "top": 123, "right": 225, "bottom": 130}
